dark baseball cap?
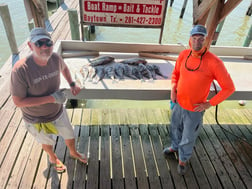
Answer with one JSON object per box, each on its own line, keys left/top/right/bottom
{"left": 190, "top": 25, "right": 207, "bottom": 36}
{"left": 30, "top": 27, "right": 51, "bottom": 43}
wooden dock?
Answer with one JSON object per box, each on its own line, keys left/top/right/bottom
{"left": 0, "top": 104, "right": 252, "bottom": 189}
{"left": 0, "top": 0, "right": 252, "bottom": 188}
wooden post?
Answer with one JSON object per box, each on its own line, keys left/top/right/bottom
{"left": 170, "top": 0, "right": 174, "bottom": 7}
{"left": 68, "top": 9, "right": 80, "bottom": 40}
{"left": 28, "top": 20, "right": 34, "bottom": 31}
{"left": 246, "top": 1, "right": 252, "bottom": 16}
{"left": 0, "top": 4, "right": 19, "bottom": 54}
{"left": 205, "top": 0, "right": 224, "bottom": 49}
{"left": 56, "top": 0, "right": 64, "bottom": 8}
{"left": 243, "top": 25, "right": 252, "bottom": 47}
{"left": 211, "top": 19, "right": 225, "bottom": 45}
{"left": 179, "top": 0, "right": 188, "bottom": 19}
{"left": 29, "top": 0, "right": 46, "bottom": 28}
{"left": 41, "top": 0, "right": 48, "bottom": 20}
{"left": 84, "top": 26, "right": 90, "bottom": 41}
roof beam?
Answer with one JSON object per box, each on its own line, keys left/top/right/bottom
{"left": 205, "top": 0, "right": 224, "bottom": 48}
{"left": 219, "top": 0, "right": 242, "bottom": 22}
{"left": 193, "top": 0, "right": 217, "bottom": 24}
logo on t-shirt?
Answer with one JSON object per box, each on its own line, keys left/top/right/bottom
{"left": 33, "top": 71, "right": 59, "bottom": 84}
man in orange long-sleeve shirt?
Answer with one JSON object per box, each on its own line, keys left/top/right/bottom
{"left": 163, "top": 25, "right": 235, "bottom": 175}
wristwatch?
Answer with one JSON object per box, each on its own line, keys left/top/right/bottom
{"left": 70, "top": 81, "right": 75, "bottom": 87}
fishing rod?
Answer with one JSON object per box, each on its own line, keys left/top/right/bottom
{"left": 212, "top": 82, "right": 252, "bottom": 147}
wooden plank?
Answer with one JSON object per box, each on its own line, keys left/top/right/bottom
{"left": 18, "top": 141, "right": 43, "bottom": 189}
{"left": 32, "top": 151, "right": 51, "bottom": 189}
{"left": 206, "top": 109, "right": 251, "bottom": 186}
{"left": 99, "top": 108, "right": 111, "bottom": 189}
{"left": 46, "top": 137, "right": 67, "bottom": 188}
{"left": 72, "top": 108, "right": 83, "bottom": 125}
{"left": 73, "top": 125, "right": 90, "bottom": 189}
{"left": 217, "top": 109, "right": 252, "bottom": 175}
{"left": 237, "top": 109, "right": 252, "bottom": 134}
{"left": 0, "top": 110, "right": 15, "bottom": 140}
{"left": 2, "top": 96, "right": 17, "bottom": 111}
{"left": 0, "top": 120, "right": 28, "bottom": 189}
{"left": 109, "top": 109, "right": 124, "bottom": 189}
{"left": 137, "top": 109, "right": 162, "bottom": 188}
{"left": 128, "top": 109, "right": 149, "bottom": 189}
{"left": 182, "top": 155, "right": 200, "bottom": 189}
{"left": 148, "top": 124, "right": 175, "bottom": 188}
{"left": 62, "top": 109, "right": 79, "bottom": 188}
{"left": 99, "top": 125, "right": 111, "bottom": 189}
{"left": 111, "top": 125, "right": 124, "bottom": 188}
{"left": 129, "top": 125, "right": 149, "bottom": 189}
{"left": 61, "top": 126, "right": 81, "bottom": 189}
{"left": 206, "top": 123, "right": 246, "bottom": 188}
{"left": 120, "top": 125, "right": 137, "bottom": 189}
{"left": 156, "top": 109, "right": 171, "bottom": 148}
{"left": 200, "top": 124, "right": 235, "bottom": 188}
{"left": 61, "top": 40, "right": 184, "bottom": 54}
{"left": 193, "top": 136, "right": 221, "bottom": 188}
{"left": 139, "top": 124, "right": 162, "bottom": 189}
{"left": 0, "top": 109, "right": 22, "bottom": 164}
{"left": 6, "top": 133, "right": 35, "bottom": 189}
{"left": 60, "top": 40, "right": 252, "bottom": 57}
{"left": 119, "top": 109, "right": 137, "bottom": 189}
{"left": 0, "top": 82, "right": 12, "bottom": 109}
{"left": 144, "top": 109, "right": 174, "bottom": 188}
{"left": 139, "top": 52, "right": 177, "bottom": 61}
{"left": 86, "top": 109, "right": 100, "bottom": 189}
{"left": 86, "top": 125, "right": 99, "bottom": 189}
{"left": 81, "top": 108, "right": 92, "bottom": 126}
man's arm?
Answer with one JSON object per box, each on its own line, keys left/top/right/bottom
{"left": 61, "top": 65, "right": 81, "bottom": 96}
{"left": 12, "top": 95, "right": 54, "bottom": 108}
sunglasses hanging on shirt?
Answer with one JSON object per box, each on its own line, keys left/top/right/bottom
{"left": 185, "top": 48, "right": 207, "bottom": 71}
{"left": 34, "top": 39, "right": 53, "bottom": 48}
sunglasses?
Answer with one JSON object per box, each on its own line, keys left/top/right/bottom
{"left": 34, "top": 39, "right": 53, "bottom": 48}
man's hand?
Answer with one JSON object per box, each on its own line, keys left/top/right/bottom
{"left": 70, "top": 85, "right": 81, "bottom": 96}
{"left": 51, "top": 90, "right": 66, "bottom": 104}
{"left": 194, "top": 102, "right": 211, "bottom": 112}
{"left": 171, "top": 88, "right": 177, "bottom": 103}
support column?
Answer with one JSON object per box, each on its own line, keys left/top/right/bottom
{"left": 180, "top": 0, "right": 188, "bottom": 19}
{"left": 0, "top": 4, "right": 18, "bottom": 54}
{"left": 68, "top": 9, "right": 80, "bottom": 40}
{"left": 211, "top": 19, "right": 225, "bottom": 45}
{"left": 243, "top": 25, "right": 252, "bottom": 47}
{"left": 246, "top": 1, "right": 252, "bottom": 16}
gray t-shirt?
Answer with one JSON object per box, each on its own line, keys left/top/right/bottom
{"left": 10, "top": 53, "right": 66, "bottom": 123}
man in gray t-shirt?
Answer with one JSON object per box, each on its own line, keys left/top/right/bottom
{"left": 10, "top": 28, "right": 87, "bottom": 173}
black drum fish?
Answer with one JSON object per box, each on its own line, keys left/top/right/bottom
{"left": 89, "top": 55, "right": 115, "bottom": 67}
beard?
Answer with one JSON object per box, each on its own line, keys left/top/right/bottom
{"left": 39, "top": 49, "right": 52, "bottom": 60}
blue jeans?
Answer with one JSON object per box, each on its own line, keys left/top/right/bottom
{"left": 170, "top": 103, "right": 204, "bottom": 162}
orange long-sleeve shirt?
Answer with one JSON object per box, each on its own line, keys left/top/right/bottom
{"left": 171, "top": 49, "right": 235, "bottom": 111}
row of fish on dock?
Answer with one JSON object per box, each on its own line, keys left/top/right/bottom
{"left": 75, "top": 55, "right": 168, "bottom": 86}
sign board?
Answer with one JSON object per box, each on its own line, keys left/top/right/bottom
{"left": 80, "top": 0, "right": 167, "bottom": 27}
